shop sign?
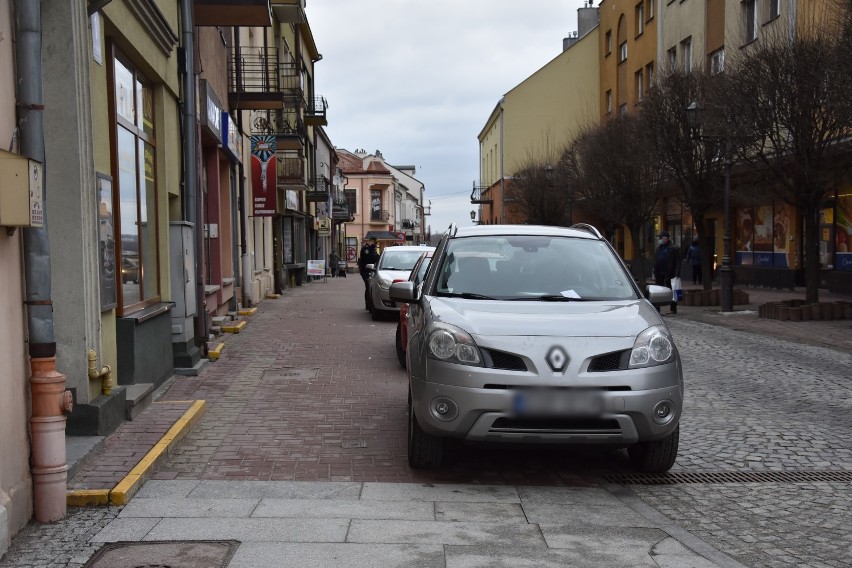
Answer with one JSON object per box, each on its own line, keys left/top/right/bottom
{"left": 286, "top": 189, "right": 299, "bottom": 211}
{"left": 307, "top": 260, "right": 326, "bottom": 276}
{"left": 250, "top": 135, "right": 276, "bottom": 216}
{"left": 199, "top": 81, "right": 223, "bottom": 145}
{"left": 221, "top": 112, "right": 243, "bottom": 164}
{"left": 317, "top": 218, "right": 331, "bottom": 236}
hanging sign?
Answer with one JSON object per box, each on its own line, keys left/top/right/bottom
{"left": 251, "top": 135, "right": 276, "bottom": 216}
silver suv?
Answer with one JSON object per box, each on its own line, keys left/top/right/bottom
{"left": 366, "top": 245, "right": 435, "bottom": 321}
{"left": 390, "top": 224, "right": 683, "bottom": 472}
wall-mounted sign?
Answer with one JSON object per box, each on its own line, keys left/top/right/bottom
{"left": 251, "top": 135, "right": 276, "bottom": 216}
{"left": 221, "top": 112, "right": 243, "bottom": 164}
{"left": 317, "top": 218, "right": 331, "bottom": 236}
{"left": 286, "top": 189, "right": 299, "bottom": 211}
{"left": 199, "top": 80, "right": 223, "bottom": 146}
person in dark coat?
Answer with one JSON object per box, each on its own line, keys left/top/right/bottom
{"left": 684, "top": 238, "right": 701, "bottom": 285}
{"left": 358, "top": 238, "right": 380, "bottom": 309}
{"left": 654, "top": 231, "right": 681, "bottom": 314}
{"left": 328, "top": 250, "right": 341, "bottom": 278}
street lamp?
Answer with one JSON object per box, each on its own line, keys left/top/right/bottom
{"left": 686, "top": 102, "right": 733, "bottom": 312}
{"left": 470, "top": 210, "right": 478, "bottom": 224}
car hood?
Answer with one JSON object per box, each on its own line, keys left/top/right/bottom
{"left": 428, "top": 297, "right": 658, "bottom": 338}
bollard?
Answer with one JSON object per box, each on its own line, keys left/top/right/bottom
{"left": 831, "top": 302, "right": 843, "bottom": 320}
{"left": 801, "top": 305, "right": 811, "bottom": 321}
{"left": 810, "top": 304, "right": 822, "bottom": 320}
{"left": 820, "top": 302, "right": 833, "bottom": 321}
{"left": 778, "top": 306, "right": 790, "bottom": 321}
{"left": 789, "top": 307, "right": 802, "bottom": 322}
{"left": 30, "top": 357, "right": 70, "bottom": 522}
{"left": 710, "top": 289, "right": 720, "bottom": 306}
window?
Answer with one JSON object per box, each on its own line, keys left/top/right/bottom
{"left": 667, "top": 47, "right": 677, "bottom": 71}
{"left": 370, "top": 189, "right": 383, "bottom": 221}
{"left": 768, "top": 0, "right": 780, "bottom": 20}
{"left": 112, "top": 54, "right": 160, "bottom": 313}
{"left": 344, "top": 188, "right": 357, "bottom": 215}
{"left": 619, "top": 103, "right": 628, "bottom": 116}
{"left": 605, "top": 30, "right": 612, "bottom": 55}
{"left": 680, "top": 37, "right": 692, "bottom": 72}
{"left": 606, "top": 90, "right": 613, "bottom": 114}
{"left": 635, "top": 69, "right": 644, "bottom": 103}
{"left": 646, "top": 0, "right": 655, "bottom": 20}
{"left": 744, "top": 0, "right": 758, "bottom": 43}
{"left": 619, "top": 41, "right": 628, "bottom": 63}
{"left": 709, "top": 48, "right": 725, "bottom": 74}
{"left": 645, "top": 62, "right": 655, "bottom": 88}
{"left": 635, "top": 2, "right": 645, "bottom": 36}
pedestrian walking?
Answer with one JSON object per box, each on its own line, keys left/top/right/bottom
{"left": 685, "top": 238, "right": 701, "bottom": 285}
{"left": 654, "top": 231, "right": 681, "bottom": 314}
{"left": 328, "top": 250, "right": 340, "bottom": 278}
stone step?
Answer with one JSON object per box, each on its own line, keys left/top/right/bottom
{"left": 124, "top": 383, "right": 154, "bottom": 421}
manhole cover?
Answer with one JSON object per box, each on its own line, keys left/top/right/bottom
{"left": 342, "top": 440, "right": 367, "bottom": 449}
{"left": 82, "top": 541, "right": 239, "bottom": 568}
{"left": 603, "top": 470, "right": 852, "bottom": 485}
{"left": 262, "top": 368, "right": 318, "bottom": 382}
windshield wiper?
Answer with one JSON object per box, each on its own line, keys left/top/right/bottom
{"left": 507, "top": 295, "right": 589, "bottom": 302}
{"left": 437, "top": 292, "right": 496, "bottom": 300}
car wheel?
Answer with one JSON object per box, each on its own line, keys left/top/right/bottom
{"left": 395, "top": 322, "right": 406, "bottom": 368}
{"left": 627, "top": 425, "right": 679, "bottom": 473}
{"left": 407, "top": 391, "right": 444, "bottom": 468}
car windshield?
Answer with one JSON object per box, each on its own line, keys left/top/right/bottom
{"left": 378, "top": 250, "right": 425, "bottom": 271}
{"left": 434, "top": 235, "right": 637, "bottom": 301}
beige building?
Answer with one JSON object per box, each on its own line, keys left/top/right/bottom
{"left": 476, "top": 6, "right": 600, "bottom": 225}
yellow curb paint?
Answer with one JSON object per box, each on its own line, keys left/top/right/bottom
{"left": 265, "top": 293, "right": 280, "bottom": 299}
{"left": 238, "top": 307, "right": 257, "bottom": 316}
{"left": 70, "top": 400, "right": 207, "bottom": 507}
{"left": 208, "top": 342, "right": 225, "bottom": 360}
{"left": 222, "top": 320, "right": 246, "bottom": 334}
{"left": 67, "top": 490, "right": 109, "bottom": 507}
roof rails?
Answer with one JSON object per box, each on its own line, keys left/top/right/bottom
{"left": 569, "top": 223, "right": 603, "bottom": 239}
{"left": 447, "top": 223, "right": 458, "bottom": 237}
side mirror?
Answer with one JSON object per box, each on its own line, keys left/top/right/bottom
{"left": 645, "top": 284, "right": 673, "bottom": 307}
{"left": 390, "top": 281, "right": 419, "bottom": 303}
{"left": 365, "top": 263, "right": 376, "bottom": 271}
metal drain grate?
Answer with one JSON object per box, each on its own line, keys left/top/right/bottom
{"left": 603, "top": 470, "right": 852, "bottom": 485}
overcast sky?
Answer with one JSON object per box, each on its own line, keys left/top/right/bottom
{"left": 309, "top": 0, "right": 590, "bottom": 237}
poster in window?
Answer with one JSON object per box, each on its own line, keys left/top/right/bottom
{"left": 735, "top": 206, "right": 754, "bottom": 265}
{"left": 773, "top": 202, "right": 795, "bottom": 268}
{"left": 97, "top": 173, "right": 117, "bottom": 310}
{"left": 837, "top": 193, "right": 852, "bottom": 271}
{"left": 753, "top": 204, "right": 774, "bottom": 267}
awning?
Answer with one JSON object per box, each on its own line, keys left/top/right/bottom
{"left": 366, "top": 230, "right": 404, "bottom": 241}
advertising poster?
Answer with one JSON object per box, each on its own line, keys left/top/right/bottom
{"left": 837, "top": 193, "right": 852, "bottom": 271}
{"left": 735, "top": 206, "right": 754, "bottom": 265}
{"left": 307, "top": 260, "right": 326, "bottom": 276}
{"left": 753, "top": 204, "right": 774, "bottom": 266}
{"left": 773, "top": 202, "right": 795, "bottom": 269}
{"left": 97, "top": 174, "right": 117, "bottom": 310}
{"left": 251, "top": 135, "right": 276, "bottom": 216}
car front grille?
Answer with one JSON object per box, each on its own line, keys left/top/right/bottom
{"left": 587, "top": 349, "right": 629, "bottom": 372}
{"left": 482, "top": 349, "right": 527, "bottom": 371}
{"left": 489, "top": 417, "right": 621, "bottom": 435}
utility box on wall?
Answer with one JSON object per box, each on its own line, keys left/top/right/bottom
{"left": 0, "top": 149, "right": 44, "bottom": 227}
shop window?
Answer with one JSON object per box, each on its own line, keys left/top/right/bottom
{"left": 112, "top": 54, "right": 160, "bottom": 314}
{"left": 735, "top": 202, "right": 797, "bottom": 268}
{"left": 370, "top": 189, "right": 383, "bottom": 221}
{"left": 835, "top": 193, "right": 852, "bottom": 270}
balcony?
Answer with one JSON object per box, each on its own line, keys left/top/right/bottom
{"left": 250, "top": 109, "right": 305, "bottom": 150}
{"left": 270, "top": 0, "right": 306, "bottom": 24}
{"left": 306, "top": 175, "right": 329, "bottom": 202}
{"left": 401, "top": 219, "right": 419, "bottom": 230}
{"left": 276, "top": 150, "right": 307, "bottom": 191}
{"left": 194, "top": 0, "right": 272, "bottom": 27}
{"left": 229, "top": 47, "right": 286, "bottom": 110}
{"left": 370, "top": 210, "right": 390, "bottom": 223}
{"left": 471, "top": 181, "right": 493, "bottom": 204}
{"left": 304, "top": 96, "right": 328, "bottom": 126}
{"left": 280, "top": 61, "right": 305, "bottom": 105}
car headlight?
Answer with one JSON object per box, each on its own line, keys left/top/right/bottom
{"left": 377, "top": 278, "right": 392, "bottom": 290}
{"left": 427, "top": 323, "right": 482, "bottom": 365}
{"left": 629, "top": 325, "right": 675, "bottom": 368}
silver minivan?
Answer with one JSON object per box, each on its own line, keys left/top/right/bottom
{"left": 390, "top": 224, "right": 683, "bottom": 472}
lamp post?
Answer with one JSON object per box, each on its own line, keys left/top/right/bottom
{"left": 686, "top": 102, "right": 733, "bottom": 312}
{"left": 470, "top": 210, "right": 478, "bottom": 225}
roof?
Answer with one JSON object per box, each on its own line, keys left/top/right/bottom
{"left": 452, "top": 224, "right": 602, "bottom": 240}
{"left": 365, "top": 231, "right": 404, "bottom": 241}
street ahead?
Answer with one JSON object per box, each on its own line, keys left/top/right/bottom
{"left": 2, "top": 276, "right": 850, "bottom": 568}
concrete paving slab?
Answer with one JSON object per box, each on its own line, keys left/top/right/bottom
{"left": 118, "top": 498, "right": 259, "bottom": 518}
{"left": 361, "top": 483, "right": 519, "bottom": 503}
{"left": 434, "top": 502, "right": 527, "bottom": 523}
{"left": 539, "top": 524, "right": 669, "bottom": 566}
{"left": 522, "top": 502, "right": 657, "bottom": 527}
{"left": 652, "top": 537, "right": 721, "bottom": 568}
{"left": 142, "top": 518, "right": 349, "bottom": 542}
{"left": 134, "top": 480, "right": 200, "bottom": 498}
{"left": 251, "top": 498, "right": 433, "bottom": 520}
{"left": 228, "top": 543, "right": 445, "bottom": 568}
{"left": 517, "top": 486, "right": 624, "bottom": 506}
{"left": 346, "top": 520, "right": 546, "bottom": 546}
{"left": 444, "top": 544, "right": 646, "bottom": 568}
{"left": 90, "top": 518, "right": 160, "bottom": 543}
{"left": 187, "top": 480, "right": 362, "bottom": 500}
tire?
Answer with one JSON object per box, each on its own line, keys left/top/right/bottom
{"left": 628, "top": 425, "right": 679, "bottom": 473}
{"left": 408, "top": 391, "right": 444, "bottom": 468}
{"left": 395, "top": 322, "right": 407, "bottom": 368}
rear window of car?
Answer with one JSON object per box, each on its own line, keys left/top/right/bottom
{"left": 434, "top": 235, "right": 636, "bottom": 300}
{"left": 378, "top": 250, "right": 426, "bottom": 271}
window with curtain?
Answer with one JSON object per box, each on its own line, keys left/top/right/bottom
{"left": 113, "top": 54, "right": 160, "bottom": 313}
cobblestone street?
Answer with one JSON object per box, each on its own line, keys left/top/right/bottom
{"left": 1, "top": 276, "right": 850, "bottom": 567}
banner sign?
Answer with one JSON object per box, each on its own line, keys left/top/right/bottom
{"left": 251, "top": 135, "right": 276, "bottom": 216}
{"left": 307, "top": 260, "right": 326, "bottom": 276}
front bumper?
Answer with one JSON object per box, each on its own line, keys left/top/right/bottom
{"left": 371, "top": 285, "right": 399, "bottom": 312}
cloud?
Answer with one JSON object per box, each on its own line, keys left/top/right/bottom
{"left": 309, "top": 0, "right": 588, "bottom": 229}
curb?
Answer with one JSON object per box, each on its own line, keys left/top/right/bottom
{"left": 67, "top": 400, "right": 206, "bottom": 507}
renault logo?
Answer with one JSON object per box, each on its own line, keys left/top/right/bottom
{"left": 546, "top": 346, "right": 568, "bottom": 373}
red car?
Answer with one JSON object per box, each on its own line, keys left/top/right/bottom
{"left": 396, "top": 250, "right": 434, "bottom": 368}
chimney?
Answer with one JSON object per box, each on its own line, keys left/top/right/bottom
{"left": 577, "top": 3, "right": 599, "bottom": 37}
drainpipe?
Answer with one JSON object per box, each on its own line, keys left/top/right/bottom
{"left": 14, "top": 0, "right": 71, "bottom": 523}
{"left": 179, "top": 0, "right": 206, "bottom": 352}
{"left": 236, "top": 115, "right": 251, "bottom": 306}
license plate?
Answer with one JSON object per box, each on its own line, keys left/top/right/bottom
{"left": 512, "top": 389, "right": 603, "bottom": 418}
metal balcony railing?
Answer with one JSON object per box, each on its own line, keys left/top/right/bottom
{"left": 370, "top": 209, "right": 390, "bottom": 223}
{"left": 229, "top": 47, "right": 286, "bottom": 109}
{"left": 471, "top": 181, "right": 493, "bottom": 204}
{"left": 306, "top": 175, "right": 330, "bottom": 202}
{"left": 276, "top": 153, "right": 304, "bottom": 186}
{"left": 250, "top": 109, "right": 305, "bottom": 137}
{"left": 304, "top": 96, "right": 328, "bottom": 125}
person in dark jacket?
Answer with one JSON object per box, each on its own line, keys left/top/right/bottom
{"left": 654, "top": 231, "right": 681, "bottom": 314}
{"left": 684, "top": 238, "right": 701, "bottom": 285}
{"left": 358, "top": 239, "right": 380, "bottom": 309}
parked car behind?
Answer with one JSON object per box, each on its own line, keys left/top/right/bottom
{"left": 396, "top": 249, "right": 434, "bottom": 368}
{"left": 390, "top": 224, "right": 683, "bottom": 473}
{"left": 367, "top": 245, "right": 435, "bottom": 321}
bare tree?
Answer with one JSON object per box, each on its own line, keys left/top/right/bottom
{"left": 640, "top": 69, "right": 726, "bottom": 291}
{"left": 722, "top": 10, "right": 852, "bottom": 303}
{"left": 505, "top": 154, "right": 575, "bottom": 227}
{"left": 573, "top": 115, "right": 667, "bottom": 282}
